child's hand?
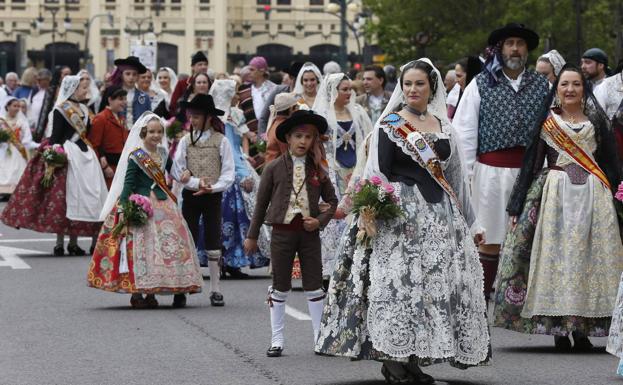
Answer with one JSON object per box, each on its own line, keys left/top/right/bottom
{"left": 244, "top": 238, "right": 258, "bottom": 254}
{"left": 302, "top": 216, "right": 320, "bottom": 232}
{"left": 333, "top": 208, "right": 346, "bottom": 220}
{"left": 240, "top": 178, "right": 254, "bottom": 193}
{"left": 180, "top": 170, "right": 191, "bottom": 184}
{"left": 319, "top": 202, "right": 331, "bottom": 213}
{"left": 193, "top": 178, "right": 213, "bottom": 196}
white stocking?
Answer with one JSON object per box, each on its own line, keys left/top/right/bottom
{"left": 268, "top": 286, "right": 288, "bottom": 348}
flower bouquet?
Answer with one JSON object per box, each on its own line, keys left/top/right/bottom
{"left": 165, "top": 118, "right": 184, "bottom": 141}
{"left": 40, "top": 144, "right": 67, "bottom": 188}
{"left": 112, "top": 194, "right": 153, "bottom": 237}
{"left": 0, "top": 129, "right": 11, "bottom": 144}
{"left": 351, "top": 176, "right": 403, "bottom": 247}
{"left": 251, "top": 132, "right": 267, "bottom": 154}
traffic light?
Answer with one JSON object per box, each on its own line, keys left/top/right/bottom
{"left": 263, "top": 5, "right": 271, "bottom": 20}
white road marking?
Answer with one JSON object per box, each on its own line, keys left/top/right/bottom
{"left": 0, "top": 246, "right": 44, "bottom": 269}
{"left": 285, "top": 305, "right": 311, "bottom": 321}
{"left": 0, "top": 237, "right": 91, "bottom": 244}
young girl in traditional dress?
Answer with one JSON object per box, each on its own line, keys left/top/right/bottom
{"left": 88, "top": 112, "right": 203, "bottom": 308}
{"left": 0, "top": 97, "right": 38, "bottom": 195}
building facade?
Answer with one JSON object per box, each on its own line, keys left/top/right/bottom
{"left": 0, "top": 0, "right": 373, "bottom": 79}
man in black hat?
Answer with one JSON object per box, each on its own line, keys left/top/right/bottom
{"left": 581, "top": 48, "right": 609, "bottom": 86}
{"left": 453, "top": 23, "right": 549, "bottom": 300}
{"left": 244, "top": 110, "right": 337, "bottom": 357}
{"left": 112, "top": 56, "right": 150, "bottom": 128}
{"left": 172, "top": 93, "right": 235, "bottom": 307}
{"left": 169, "top": 51, "right": 209, "bottom": 116}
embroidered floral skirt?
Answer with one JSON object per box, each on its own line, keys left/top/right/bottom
{"left": 1, "top": 141, "right": 101, "bottom": 236}
{"left": 221, "top": 176, "right": 269, "bottom": 269}
{"left": 315, "top": 183, "right": 490, "bottom": 368}
{"left": 87, "top": 193, "right": 203, "bottom": 294}
{"left": 493, "top": 170, "right": 613, "bottom": 336}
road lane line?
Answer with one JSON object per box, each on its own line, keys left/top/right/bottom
{"left": 0, "top": 246, "right": 44, "bottom": 269}
{"left": 285, "top": 305, "right": 311, "bottom": 321}
{"left": 0, "top": 237, "right": 92, "bottom": 244}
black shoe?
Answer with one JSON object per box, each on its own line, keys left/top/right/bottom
{"left": 210, "top": 292, "right": 225, "bottom": 306}
{"left": 53, "top": 245, "right": 64, "bottom": 256}
{"left": 266, "top": 346, "right": 283, "bottom": 357}
{"left": 172, "top": 294, "right": 187, "bottom": 308}
{"left": 572, "top": 331, "right": 593, "bottom": 352}
{"left": 145, "top": 294, "right": 159, "bottom": 309}
{"left": 381, "top": 364, "right": 414, "bottom": 385}
{"left": 226, "top": 266, "right": 250, "bottom": 279}
{"left": 554, "top": 335, "right": 572, "bottom": 352}
{"left": 402, "top": 363, "right": 435, "bottom": 385}
{"left": 67, "top": 244, "right": 86, "bottom": 256}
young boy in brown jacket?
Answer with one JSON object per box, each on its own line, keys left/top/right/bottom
{"left": 244, "top": 110, "right": 337, "bottom": 357}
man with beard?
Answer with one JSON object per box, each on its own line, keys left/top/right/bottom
{"left": 581, "top": 48, "right": 609, "bottom": 87}
{"left": 453, "top": 23, "right": 549, "bottom": 300}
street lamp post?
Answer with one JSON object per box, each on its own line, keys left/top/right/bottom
{"left": 325, "top": 1, "right": 366, "bottom": 69}
{"left": 125, "top": 17, "right": 154, "bottom": 44}
{"left": 83, "top": 13, "right": 113, "bottom": 73}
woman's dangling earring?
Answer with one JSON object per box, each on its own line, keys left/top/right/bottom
{"left": 553, "top": 94, "right": 561, "bottom": 109}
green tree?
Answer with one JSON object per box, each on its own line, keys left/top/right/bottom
{"left": 364, "top": 0, "right": 621, "bottom": 69}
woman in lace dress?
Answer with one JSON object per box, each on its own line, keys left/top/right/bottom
{"left": 312, "top": 73, "right": 373, "bottom": 284}
{"left": 315, "top": 59, "right": 489, "bottom": 385}
{"left": 497, "top": 65, "right": 623, "bottom": 352}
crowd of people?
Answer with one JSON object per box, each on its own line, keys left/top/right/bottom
{"left": 2, "top": 21, "right": 623, "bottom": 384}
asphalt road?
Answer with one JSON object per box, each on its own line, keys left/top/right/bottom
{"left": 0, "top": 202, "right": 622, "bottom": 385}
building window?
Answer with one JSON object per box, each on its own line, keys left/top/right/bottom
{"left": 309, "top": 0, "right": 323, "bottom": 5}
{"left": 276, "top": 0, "right": 290, "bottom": 4}
{"left": 257, "top": 0, "right": 270, "bottom": 4}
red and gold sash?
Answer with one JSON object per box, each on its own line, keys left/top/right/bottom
{"left": 58, "top": 101, "right": 94, "bottom": 149}
{"left": 389, "top": 116, "right": 462, "bottom": 211}
{"left": 542, "top": 116, "right": 611, "bottom": 190}
{"left": 0, "top": 117, "right": 27, "bottom": 160}
{"left": 130, "top": 148, "right": 177, "bottom": 203}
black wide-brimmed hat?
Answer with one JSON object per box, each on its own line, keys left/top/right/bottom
{"left": 113, "top": 56, "right": 148, "bottom": 74}
{"left": 488, "top": 23, "right": 539, "bottom": 51}
{"left": 276, "top": 110, "right": 328, "bottom": 143}
{"left": 179, "top": 94, "right": 224, "bottom": 116}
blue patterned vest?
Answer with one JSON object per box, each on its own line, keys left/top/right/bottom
{"left": 476, "top": 70, "right": 548, "bottom": 154}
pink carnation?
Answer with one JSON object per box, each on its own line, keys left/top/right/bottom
{"left": 382, "top": 183, "right": 395, "bottom": 194}
{"left": 616, "top": 182, "right": 623, "bottom": 202}
{"left": 55, "top": 147, "right": 65, "bottom": 154}
{"left": 369, "top": 175, "right": 383, "bottom": 186}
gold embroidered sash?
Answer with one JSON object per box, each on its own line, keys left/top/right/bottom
{"left": 542, "top": 116, "right": 611, "bottom": 190}
{"left": 390, "top": 117, "right": 461, "bottom": 211}
{"left": 130, "top": 148, "right": 177, "bottom": 204}
{"left": 58, "top": 101, "right": 94, "bottom": 149}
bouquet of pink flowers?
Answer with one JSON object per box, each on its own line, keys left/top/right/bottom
{"left": 112, "top": 194, "right": 154, "bottom": 237}
{"left": 351, "top": 175, "right": 403, "bottom": 246}
{"left": 40, "top": 144, "right": 67, "bottom": 188}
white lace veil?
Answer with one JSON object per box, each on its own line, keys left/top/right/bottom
{"left": 363, "top": 58, "right": 469, "bottom": 182}
{"left": 209, "top": 79, "right": 237, "bottom": 121}
{"left": 292, "top": 62, "right": 322, "bottom": 97}
{"left": 312, "top": 72, "right": 373, "bottom": 162}
{"left": 157, "top": 67, "right": 178, "bottom": 94}
{"left": 78, "top": 70, "right": 101, "bottom": 111}
{"left": 99, "top": 111, "right": 169, "bottom": 220}
{"left": 55, "top": 75, "right": 81, "bottom": 107}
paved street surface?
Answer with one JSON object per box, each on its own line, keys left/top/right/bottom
{"left": 1, "top": 203, "right": 622, "bottom": 385}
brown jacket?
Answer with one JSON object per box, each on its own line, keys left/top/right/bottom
{"left": 247, "top": 153, "right": 338, "bottom": 240}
